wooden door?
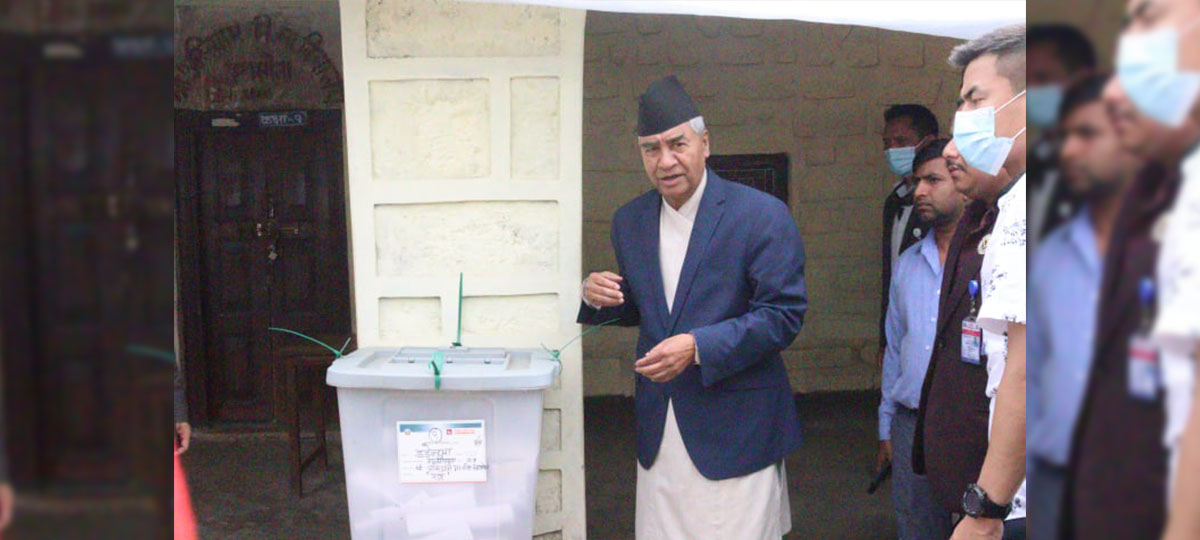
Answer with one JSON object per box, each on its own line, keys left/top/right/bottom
{"left": 183, "top": 111, "right": 351, "bottom": 424}
{"left": 198, "top": 129, "right": 275, "bottom": 422}
{"left": 4, "top": 36, "right": 175, "bottom": 487}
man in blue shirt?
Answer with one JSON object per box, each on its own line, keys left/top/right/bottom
{"left": 1027, "top": 73, "right": 1142, "bottom": 540}
{"left": 879, "top": 138, "right": 966, "bottom": 539}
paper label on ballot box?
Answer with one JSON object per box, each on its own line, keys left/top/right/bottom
{"left": 397, "top": 420, "right": 488, "bottom": 484}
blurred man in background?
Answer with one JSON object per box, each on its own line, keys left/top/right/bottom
{"left": 1123, "top": 0, "right": 1200, "bottom": 537}
{"left": 1065, "top": 0, "right": 1200, "bottom": 536}
{"left": 879, "top": 105, "right": 939, "bottom": 369}
{"left": 1027, "top": 24, "right": 1097, "bottom": 249}
{"left": 1027, "top": 72, "right": 1142, "bottom": 540}
{"left": 878, "top": 139, "right": 964, "bottom": 540}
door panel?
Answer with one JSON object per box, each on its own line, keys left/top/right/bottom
{"left": 190, "top": 112, "right": 350, "bottom": 424}
{"left": 200, "top": 131, "right": 273, "bottom": 422}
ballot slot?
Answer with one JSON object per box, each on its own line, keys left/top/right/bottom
{"left": 389, "top": 346, "right": 510, "bottom": 367}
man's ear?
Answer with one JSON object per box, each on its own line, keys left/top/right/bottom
{"left": 702, "top": 130, "right": 711, "bottom": 158}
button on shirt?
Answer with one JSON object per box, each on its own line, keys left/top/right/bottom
{"left": 879, "top": 232, "right": 943, "bottom": 440}
{"left": 977, "top": 174, "right": 1027, "bottom": 519}
{"left": 1153, "top": 145, "right": 1200, "bottom": 492}
{"left": 1028, "top": 209, "right": 1100, "bottom": 466}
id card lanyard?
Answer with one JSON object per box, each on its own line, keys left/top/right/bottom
{"left": 962, "top": 279, "right": 983, "bottom": 365}
{"left": 1128, "top": 277, "right": 1161, "bottom": 402}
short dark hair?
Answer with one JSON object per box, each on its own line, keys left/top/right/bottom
{"left": 949, "top": 24, "right": 1026, "bottom": 91}
{"left": 1058, "top": 72, "right": 1111, "bottom": 123}
{"left": 884, "top": 104, "right": 939, "bottom": 138}
{"left": 1029, "top": 24, "right": 1097, "bottom": 74}
{"left": 912, "top": 138, "right": 951, "bottom": 174}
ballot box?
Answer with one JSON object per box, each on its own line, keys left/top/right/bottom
{"left": 327, "top": 346, "right": 560, "bottom": 540}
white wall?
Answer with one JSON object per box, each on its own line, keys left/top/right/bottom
{"left": 339, "top": 1, "right": 586, "bottom": 538}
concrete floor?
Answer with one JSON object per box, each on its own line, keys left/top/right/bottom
{"left": 179, "top": 391, "right": 896, "bottom": 539}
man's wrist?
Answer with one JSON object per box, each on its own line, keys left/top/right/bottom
{"left": 581, "top": 279, "right": 598, "bottom": 309}
{"left": 962, "top": 482, "right": 1012, "bottom": 519}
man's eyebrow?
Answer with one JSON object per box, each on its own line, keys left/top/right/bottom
{"left": 639, "top": 140, "right": 660, "bottom": 149}
{"left": 665, "top": 134, "right": 686, "bottom": 144}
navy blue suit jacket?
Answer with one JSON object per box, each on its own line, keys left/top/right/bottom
{"left": 578, "top": 171, "right": 807, "bottom": 480}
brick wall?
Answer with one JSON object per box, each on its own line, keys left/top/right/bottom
{"left": 580, "top": 12, "right": 964, "bottom": 396}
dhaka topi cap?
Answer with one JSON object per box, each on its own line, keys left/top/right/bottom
{"left": 636, "top": 75, "right": 702, "bottom": 136}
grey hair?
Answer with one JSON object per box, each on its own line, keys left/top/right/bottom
{"left": 949, "top": 24, "right": 1026, "bottom": 90}
{"left": 689, "top": 116, "right": 706, "bottom": 135}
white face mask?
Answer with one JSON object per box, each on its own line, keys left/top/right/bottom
{"left": 1116, "top": 16, "right": 1200, "bottom": 128}
{"left": 952, "top": 90, "right": 1027, "bottom": 176}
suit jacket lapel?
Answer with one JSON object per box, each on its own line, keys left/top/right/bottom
{"left": 667, "top": 173, "right": 726, "bottom": 334}
{"left": 638, "top": 193, "right": 670, "bottom": 333}
{"left": 936, "top": 203, "right": 986, "bottom": 339}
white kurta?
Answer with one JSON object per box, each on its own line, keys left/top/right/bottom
{"left": 635, "top": 172, "right": 792, "bottom": 539}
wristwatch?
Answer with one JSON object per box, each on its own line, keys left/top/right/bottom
{"left": 961, "top": 483, "right": 1011, "bottom": 519}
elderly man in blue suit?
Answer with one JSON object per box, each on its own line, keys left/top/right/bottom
{"left": 578, "top": 75, "right": 807, "bottom": 539}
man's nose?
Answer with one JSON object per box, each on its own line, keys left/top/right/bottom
{"left": 657, "top": 148, "right": 679, "bottom": 170}
{"left": 914, "top": 180, "right": 932, "bottom": 200}
{"left": 943, "top": 139, "right": 961, "bottom": 162}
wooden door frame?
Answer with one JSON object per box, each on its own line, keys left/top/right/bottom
{"left": 175, "top": 109, "right": 352, "bottom": 426}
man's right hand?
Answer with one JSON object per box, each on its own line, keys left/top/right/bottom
{"left": 876, "top": 440, "right": 893, "bottom": 473}
{"left": 583, "top": 271, "right": 625, "bottom": 308}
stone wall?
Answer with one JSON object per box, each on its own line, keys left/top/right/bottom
{"left": 580, "top": 12, "right": 965, "bottom": 396}
{"left": 340, "top": 1, "right": 586, "bottom": 538}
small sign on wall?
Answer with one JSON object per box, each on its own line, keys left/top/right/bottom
{"left": 258, "top": 111, "right": 307, "bottom": 128}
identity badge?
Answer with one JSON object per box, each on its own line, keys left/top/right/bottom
{"left": 1128, "top": 336, "right": 1160, "bottom": 402}
{"left": 961, "top": 278, "right": 982, "bottom": 365}
{"left": 962, "top": 319, "right": 983, "bottom": 365}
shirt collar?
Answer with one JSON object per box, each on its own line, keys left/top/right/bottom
{"left": 664, "top": 169, "right": 708, "bottom": 222}
{"left": 996, "top": 172, "right": 1023, "bottom": 202}
{"left": 916, "top": 230, "right": 941, "bottom": 274}
{"left": 997, "top": 173, "right": 1025, "bottom": 207}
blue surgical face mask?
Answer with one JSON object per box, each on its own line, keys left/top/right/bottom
{"left": 952, "top": 90, "right": 1027, "bottom": 175}
{"left": 1116, "top": 17, "right": 1200, "bottom": 128}
{"left": 885, "top": 145, "right": 917, "bottom": 176}
{"left": 1026, "top": 85, "right": 1064, "bottom": 128}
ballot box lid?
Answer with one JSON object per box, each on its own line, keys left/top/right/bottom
{"left": 326, "top": 346, "right": 560, "bottom": 391}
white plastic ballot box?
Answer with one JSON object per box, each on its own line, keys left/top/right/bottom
{"left": 327, "top": 346, "right": 560, "bottom": 540}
